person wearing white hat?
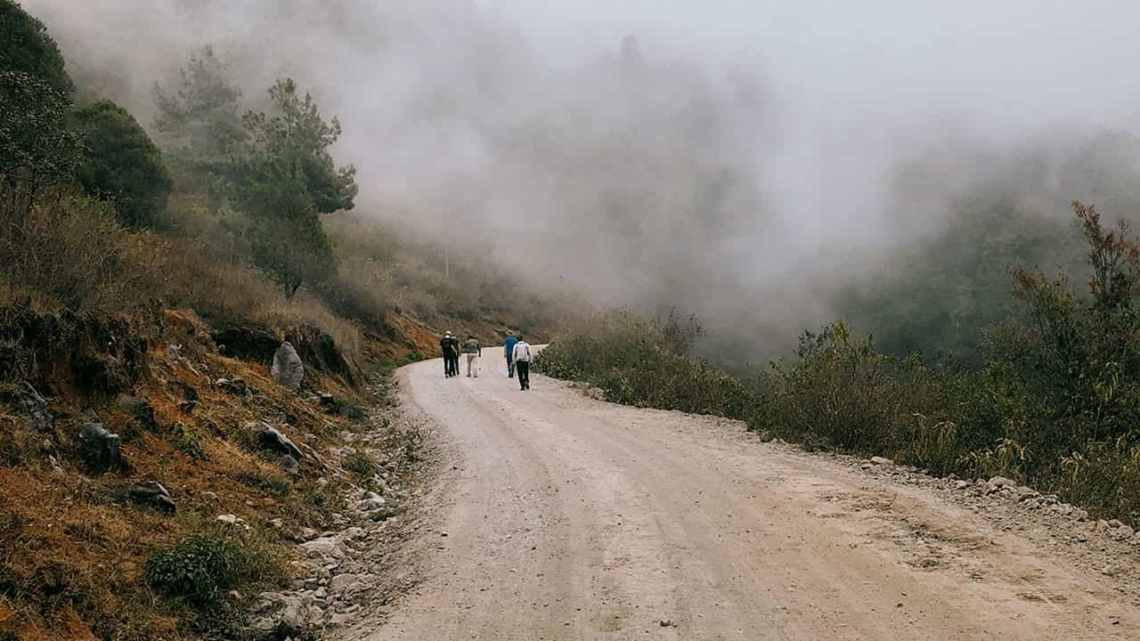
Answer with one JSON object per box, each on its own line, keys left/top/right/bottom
{"left": 440, "top": 331, "right": 460, "bottom": 378}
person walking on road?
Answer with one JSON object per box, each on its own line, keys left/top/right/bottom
{"left": 440, "top": 331, "right": 459, "bottom": 378}
{"left": 449, "top": 332, "right": 462, "bottom": 377}
{"left": 462, "top": 335, "right": 482, "bottom": 377}
{"left": 513, "top": 335, "right": 532, "bottom": 390}
{"left": 504, "top": 332, "right": 519, "bottom": 378}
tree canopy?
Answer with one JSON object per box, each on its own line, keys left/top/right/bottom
{"left": 0, "top": 0, "right": 73, "bottom": 96}
{"left": 236, "top": 78, "right": 358, "bottom": 214}
{"left": 0, "top": 1, "right": 78, "bottom": 204}
{"left": 153, "top": 46, "right": 245, "bottom": 167}
{"left": 70, "top": 100, "right": 172, "bottom": 228}
{"left": 221, "top": 78, "right": 357, "bottom": 296}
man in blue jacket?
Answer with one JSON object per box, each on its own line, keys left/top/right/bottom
{"left": 504, "top": 332, "right": 519, "bottom": 378}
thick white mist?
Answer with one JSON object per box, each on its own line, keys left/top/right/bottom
{"left": 21, "top": 0, "right": 1140, "bottom": 353}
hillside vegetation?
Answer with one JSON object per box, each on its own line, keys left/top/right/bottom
{"left": 0, "top": 2, "right": 568, "bottom": 639}
{"left": 538, "top": 201, "right": 1140, "bottom": 528}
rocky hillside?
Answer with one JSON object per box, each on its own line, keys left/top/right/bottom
{"left": 0, "top": 301, "right": 446, "bottom": 640}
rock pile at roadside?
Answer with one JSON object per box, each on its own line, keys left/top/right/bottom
{"left": 245, "top": 407, "right": 420, "bottom": 640}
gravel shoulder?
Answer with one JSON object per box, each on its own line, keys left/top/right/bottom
{"left": 340, "top": 351, "right": 1140, "bottom": 640}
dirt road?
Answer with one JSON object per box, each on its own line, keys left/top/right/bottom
{"left": 348, "top": 350, "right": 1140, "bottom": 640}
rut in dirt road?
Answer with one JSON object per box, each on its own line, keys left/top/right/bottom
{"left": 340, "top": 349, "right": 1140, "bottom": 640}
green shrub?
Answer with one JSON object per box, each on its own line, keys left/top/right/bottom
{"left": 1058, "top": 440, "right": 1140, "bottom": 523}
{"left": 144, "top": 532, "right": 277, "bottom": 608}
{"left": 0, "top": 1, "right": 73, "bottom": 96}
{"left": 232, "top": 467, "right": 290, "bottom": 497}
{"left": 69, "top": 100, "right": 172, "bottom": 228}
{"left": 325, "top": 396, "right": 365, "bottom": 421}
{"left": 172, "top": 423, "right": 207, "bottom": 461}
{"left": 536, "top": 311, "right": 755, "bottom": 419}
{"left": 344, "top": 451, "right": 376, "bottom": 478}
{"left": 757, "top": 323, "right": 922, "bottom": 452}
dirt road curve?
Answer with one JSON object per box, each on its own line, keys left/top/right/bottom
{"left": 350, "top": 350, "right": 1140, "bottom": 640}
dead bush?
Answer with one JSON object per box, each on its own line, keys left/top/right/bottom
{"left": 0, "top": 188, "right": 365, "bottom": 370}
{"left": 0, "top": 193, "right": 164, "bottom": 317}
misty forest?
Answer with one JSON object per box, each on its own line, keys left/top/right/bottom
{"left": 4, "top": 0, "right": 1140, "bottom": 639}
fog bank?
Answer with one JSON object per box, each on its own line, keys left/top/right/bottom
{"left": 24, "top": 0, "right": 1140, "bottom": 355}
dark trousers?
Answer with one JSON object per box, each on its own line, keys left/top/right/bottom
{"left": 507, "top": 357, "right": 515, "bottom": 378}
{"left": 444, "top": 352, "right": 458, "bottom": 377}
{"left": 516, "top": 361, "right": 530, "bottom": 389}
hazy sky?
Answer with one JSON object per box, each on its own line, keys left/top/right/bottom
{"left": 22, "top": 0, "right": 1140, "bottom": 354}
{"left": 483, "top": 0, "right": 1140, "bottom": 132}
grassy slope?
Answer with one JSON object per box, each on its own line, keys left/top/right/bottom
{"left": 0, "top": 202, "right": 564, "bottom": 640}
{"left": 0, "top": 303, "right": 436, "bottom": 640}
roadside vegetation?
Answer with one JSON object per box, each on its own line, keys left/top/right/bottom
{"left": 538, "top": 202, "right": 1140, "bottom": 528}
{"left": 537, "top": 311, "right": 756, "bottom": 419}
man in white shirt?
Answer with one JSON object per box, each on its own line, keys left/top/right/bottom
{"left": 512, "top": 336, "right": 532, "bottom": 391}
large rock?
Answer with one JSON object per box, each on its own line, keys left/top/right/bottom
{"left": 216, "top": 514, "right": 250, "bottom": 529}
{"left": 355, "top": 495, "right": 386, "bottom": 513}
{"left": 7, "top": 381, "right": 54, "bottom": 432}
{"left": 127, "top": 480, "right": 176, "bottom": 514}
{"left": 277, "top": 454, "right": 301, "bottom": 477}
{"left": 1051, "top": 503, "right": 1074, "bottom": 516}
{"left": 246, "top": 421, "right": 303, "bottom": 460}
{"left": 1013, "top": 486, "right": 1040, "bottom": 502}
{"left": 293, "top": 327, "right": 356, "bottom": 386}
{"left": 329, "top": 573, "right": 361, "bottom": 593}
{"left": 985, "top": 476, "right": 1017, "bottom": 494}
{"left": 249, "top": 592, "right": 308, "bottom": 640}
{"left": 301, "top": 536, "right": 344, "bottom": 560}
{"left": 212, "top": 326, "right": 279, "bottom": 364}
{"left": 117, "top": 395, "right": 158, "bottom": 432}
{"left": 215, "top": 377, "right": 249, "bottom": 396}
{"left": 271, "top": 342, "right": 304, "bottom": 391}
{"left": 79, "top": 411, "right": 121, "bottom": 473}
{"left": 317, "top": 392, "right": 337, "bottom": 409}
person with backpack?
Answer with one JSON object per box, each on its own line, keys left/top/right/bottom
{"left": 440, "top": 331, "right": 459, "bottom": 378}
{"left": 462, "top": 335, "right": 482, "bottom": 378}
{"left": 512, "top": 335, "right": 532, "bottom": 390}
{"left": 504, "top": 332, "right": 519, "bottom": 378}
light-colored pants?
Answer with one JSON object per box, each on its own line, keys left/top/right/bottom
{"left": 466, "top": 354, "right": 479, "bottom": 377}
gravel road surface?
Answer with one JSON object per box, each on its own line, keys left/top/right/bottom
{"left": 350, "top": 350, "right": 1140, "bottom": 640}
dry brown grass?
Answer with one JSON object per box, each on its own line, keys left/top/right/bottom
{"left": 0, "top": 190, "right": 366, "bottom": 368}
{"left": 0, "top": 329, "right": 374, "bottom": 639}
{"left": 0, "top": 190, "right": 426, "bottom": 638}
{"left": 0, "top": 195, "right": 163, "bottom": 317}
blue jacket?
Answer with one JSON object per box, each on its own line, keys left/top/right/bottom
{"left": 504, "top": 336, "right": 519, "bottom": 360}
